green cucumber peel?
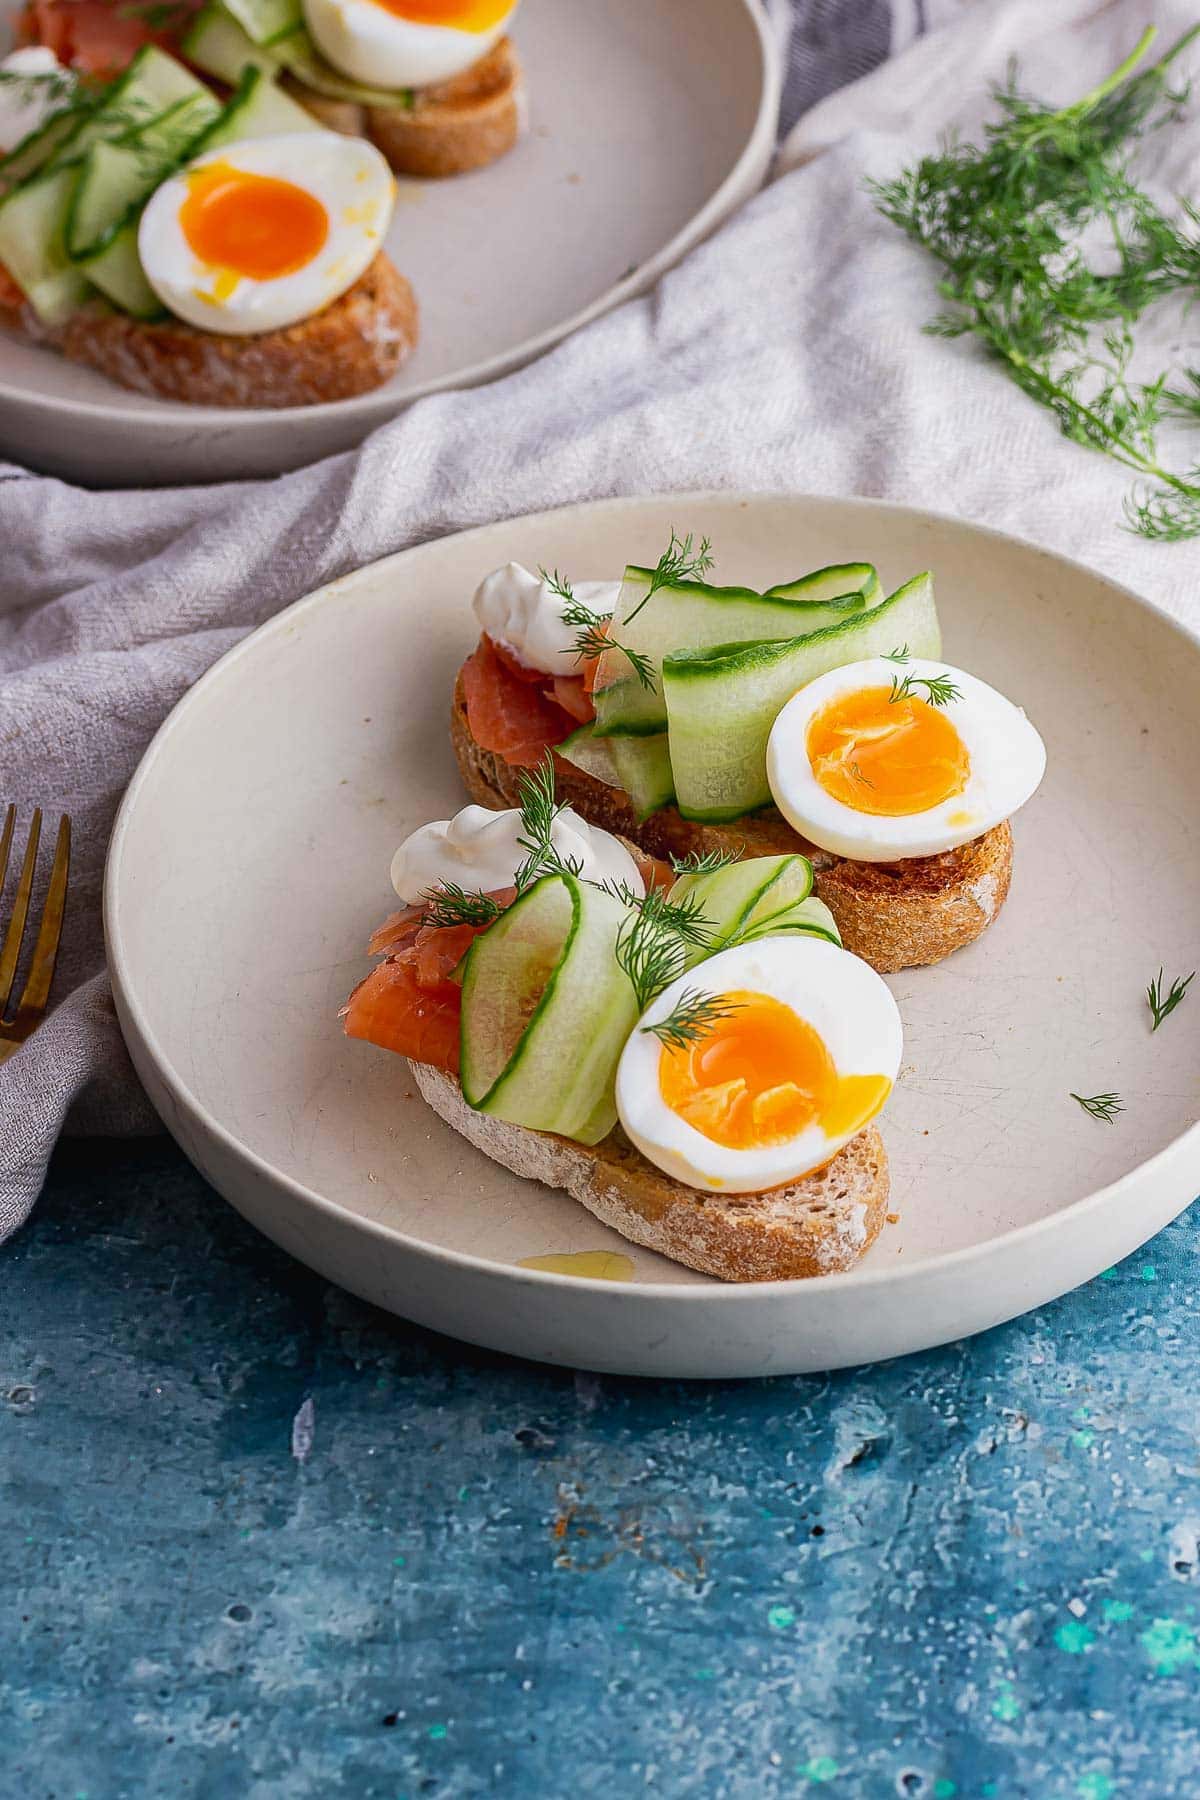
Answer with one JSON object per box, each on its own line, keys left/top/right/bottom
{"left": 663, "top": 571, "right": 940, "bottom": 822}
{"left": 592, "top": 562, "right": 884, "bottom": 738}
{"left": 668, "top": 855, "right": 840, "bottom": 964}
{"left": 459, "top": 873, "right": 639, "bottom": 1146}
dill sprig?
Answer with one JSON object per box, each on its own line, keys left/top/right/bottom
{"left": 1071, "top": 1090, "right": 1124, "bottom": 1123}
{"left": 870, "top": 23, "right": 1200, "bottom": 540}
{"left": 420, "top": 884, "right": 505, "bottom": 930}
{"left": 513, "top": 754, "right": 583, "bottom": 893}
{"left": 888, "top": 669, "right": 962, "bottom": 707}
{"left": 615, "top": 889, "right": 714, "bottom": 1012}
{"left": 1147, "top": 967, "right": 1194, "bottom": 1031}
{"left": 669, "top": 847, "right": 742, "bottom": 876}
{"left": 621, "top": 530, "right": 715, "bottom": 624}
{"left": 539, "top": 565, "right": 655, "bottom": 691}
{"left": 642, "top": 988, "right": 744, "bottom": 1052}
{"left": 883, "top": 645, "right": 911, "bottom": 662}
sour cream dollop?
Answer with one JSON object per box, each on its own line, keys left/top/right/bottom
{"left": 390, "top": 804, "right": 644, "bottom": 903}
{"left": 472, "top": 562, "right": 621, "bottom": 677}
{"left": 0, "top": 49, "right": 73, "bottom": 154}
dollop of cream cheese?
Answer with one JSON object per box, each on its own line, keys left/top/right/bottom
{"left": 0, "top": 49, "right": 73, "bottom": 154}
{"left": 472, "top": 562, "right": 621, "bottom": 677}
{"left": 390, "top": 804, "right": 645, "bottom": 904}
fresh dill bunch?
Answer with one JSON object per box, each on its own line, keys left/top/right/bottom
{"left": 1147, "top": 967, "right": 1194, "bottom": 1030}
{"left": 621, "top": 530, "right": 715, "bottom": 624}
{"left": 888, "top": 669, "right": 961, "bottom": 707}
{"left": 870, "top": 23, "right": 1200, "bottom": 539}
{"left": 641, "top": 988, "right": 744, "bottom": 1052}
{"left": 615, "top": 889, "right": 715, "bottom": 1011}
{"left": 420, "top": 884, "right": 505, "bottom": 930}
{"left": 1071, "top": 1090, "right": 1124, "bottom": 1122}
{"left": 539, "top": 565, "right": 655, "bottom": 690}
{"left": 513, "top": 754, "right": 583, "bottom": 893}
{"left": 669, "top": 847, "right": 742, "bottom": 876}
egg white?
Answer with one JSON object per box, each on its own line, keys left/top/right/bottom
{"left": 302, "top": 0, "right": 519, "bottom": 91}
{"left": 138, "top": 132, "right": 395, "bottom": 337}
{"left": 766, "top": 657, "right": 1046, "bottom": 863}
{"left": 615, "top": 936, "right": 903, "bottom": 1194}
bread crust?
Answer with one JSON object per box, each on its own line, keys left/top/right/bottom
{"left": 285, "top": 38, "right": 524, "bottom": 178}
{"left": 412, "top": 1062, "right": 890, "bottom": 1282}
{"left": 451, "top": 670, "right": 1014, "bottom": 973}
{"left": 0, "top": 252, "right": 418, "bottom": 406}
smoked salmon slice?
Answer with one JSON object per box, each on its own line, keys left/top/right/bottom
{"left": 27, "top": 0, "right": 199, "bottom": 74}
{"left": 343, "top": 956, "right": 461, "bottom": 1074}
{"left": 462, "top": 635, "right": 579, "bottom": 768}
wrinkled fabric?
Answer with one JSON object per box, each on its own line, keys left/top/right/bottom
{"left": 2, "top": 0, "right": 1198, "bottom": 1236}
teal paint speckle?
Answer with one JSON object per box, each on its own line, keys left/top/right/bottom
{"left": 1099, "top": 1267, "right": 1118, "bottom": 1280}
{"left": 693, "top": 1668, "right": 716, "bottom": 1681}
{"left": 1140, "top": 1618, "right": 1199, "bottom": 1674}
{"left": 1103, "top": 1600, "right": 1134, "bottom": 1624}
{"left": 1055, "top": 1620, "right": 1095, "bottom": 1654}
{"left": 991, "top": 1684, "right": 1020, "bottom": 1722}
{"left": 933, "top": 1783, "right": 956, "bottom": 1799}
{"left": 799, "top": 1756, "right": 839, "bottom": 1782}
{"left": 768, "top": 1605, "right": 796, "bottom": 1630}
{"left": 1072, "top": 1429, "right": 1095, "bottom": 1450}
{"left": 1076, "top": 1774, "right": 1115, "bottom": 1800}
{"left": 428, "top": 1724, "right": 447, "bottom": 1741}
{"left": 392, "top": 1555, "right": 406, "bottom": 1567}
{"left": 1141, "top": 1265, "right": 1158, "bottom": 1281}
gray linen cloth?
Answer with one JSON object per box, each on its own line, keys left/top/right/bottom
{"left": 2, "top": 0, "right": 1198, "bottom": 1236}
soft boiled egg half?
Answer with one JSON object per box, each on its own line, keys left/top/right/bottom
{"left": 766, "top": 656, "right": 1046, "bottom": 863}
{"left": 138, "top": 132, "right": 395, "bottom": 336}
{"left": 615, "top": 937, "right": 902, "bottom": 1194}
{"left": 303, "top": 0, "right": 519, "bottom": 92}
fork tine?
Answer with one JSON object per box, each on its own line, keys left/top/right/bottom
{"left": 0, "top": 804, "right": 14, "bottom": 892}
{"left": 0, "top": 808, "right": 41, "bottom": 1020}
{"left": 15, "top": 814, "right": 71, "bottom": 1024}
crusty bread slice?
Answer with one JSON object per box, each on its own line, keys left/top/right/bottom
{"left": 286, "top": 37, "right": 524, "bottom": 178}
{"left": 0, "top": 252, "right": 417, "bottom": 406}
{"left": 451, "top": 670, "right": 1013, "bottom": 973}
{"left": 412, "top": 1062, "right": 890, "bottom": 1281}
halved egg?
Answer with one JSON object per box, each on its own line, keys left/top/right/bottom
{"left": 766, "top": 656, "right": 1046, "bottom": 862}
{"left": 615, "top": 937, "right": 902, "bottom": 1194}
{"left": 138, "top": 132, "right": 395, "bottom": 336}
{"left": 302, "top": 0, "right": 519, "bottom": 92}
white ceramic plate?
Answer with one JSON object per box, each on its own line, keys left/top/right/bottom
{"left": 105, "top": 492, "right": 1200, "bottom": 1377}
{"left": 0, "top": 0, "right": 777, "bottom": 485}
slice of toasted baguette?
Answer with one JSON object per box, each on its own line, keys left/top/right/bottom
{"left": 0, "top": 252, "right": 417, "bottom": 406}
{"left": 451, "top": 671, "right": 1013, "bottom": 973}
{"left": 285, "top": 37, "right": 524, "bottom": 178}
{"left": 412, "top": 1062, "right": 890, "bottom": 1281}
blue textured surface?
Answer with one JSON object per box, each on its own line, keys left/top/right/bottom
{"left": 5, "top": 1142, "right": 1200, "bottom": 1800}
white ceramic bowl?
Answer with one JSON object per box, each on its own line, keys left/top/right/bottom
{"left": 0, "top": 0, "right": 778, "bottom": 484}
{"left": 105, "top": 492, "right": 1200, "bottom": 1376}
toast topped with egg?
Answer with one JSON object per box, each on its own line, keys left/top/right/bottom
{"left": 342, "top": 781, "right": 900, "bottom": 1281}
{"left": 0, "top": 47, "right": 418, "bottom": 405}
{"left": 22, "top": 0, "right": 526, "bottom": 179}
{"left": 450, "top": 547, "right": 1045, "bottom": 972}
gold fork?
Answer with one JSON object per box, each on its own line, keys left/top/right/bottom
{"left": 0, "top": 807, "right": 71, "bottom": 1066}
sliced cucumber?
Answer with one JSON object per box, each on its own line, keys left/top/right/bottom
{"left": 0, "top": 164, "right": 88, "bottom": 323}
{"left": 218, "top": 0, "right": 303, "bottom": 46}
{"left": 0, "top": 103, "right": 91, "bottom": 188}
{"left": 81, "top": 222, "right": 163, "bottom": 318}
{"left": 556, "top": 723, "right": 620, "bottom": 788}
{"left": 270, "top": 27, "right": 412, "bottom": 106}
{"left": 670, "top": 855, "right": 841, "bottom": 958}
{"left": 40, "top": 47, "right": 214, "bottom": 181}
{"left": 66, "top": 91, "right": 220, "bottom": 263}
{"left": 182, "top": 5, "right": 281, "bottom": 85}
{"left": 191, "top": 63, "right": 326, "bottom": 151}
{"left": 663, "top": 572, "right": 941, "bottom": 822}
{"left": 592, "top": 563, "right": 883, "bottom": 738}
{"left": 460, "top": 873, "right": 639, "bottom": 1146}
{"left": 611, "top": 735, "right": 674, "bottom": 820}
{"left": 764, "top": 563, "right": 882, "bottom": 607}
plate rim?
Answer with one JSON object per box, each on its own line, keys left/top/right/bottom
{"left": 0, "top": 0, "right": 780, "bottom": 431}
{"left": 104, "top": 487, "right": 1200, "bottom": 1301}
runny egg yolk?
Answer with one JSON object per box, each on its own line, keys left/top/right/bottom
{"left": 658, "top": 990, "right": 890, "bottom": 1153}
{"left": 805, "top": 685, "right": 970, "bottom": 818}
{"left": 181, "top": 164, "right": 329, "bottom": 282}
{"left": 366, "top": 0, "right": 510, "bottom": 26}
